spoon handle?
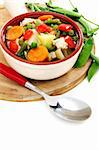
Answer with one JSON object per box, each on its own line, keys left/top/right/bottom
{"left": 0, "top": 63, "right": 27, "bottom": 86}
{"left": 0, "top": 63, "right": 48, "bottom": 98}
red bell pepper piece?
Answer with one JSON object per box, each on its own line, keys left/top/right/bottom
{"left": 58, "top": 24, "right": 73, "bottom": 32}
{"left": 9, "top": 41, "right": 19, "bottom": 53}
{"left": 24, "top": 29, "right": 33, "bottom": 40}
{"left": 36, "top": 24, "right": 52, "bottom": 33}
{"left": 65, "top": 36, "right": 76, "bottom": 49}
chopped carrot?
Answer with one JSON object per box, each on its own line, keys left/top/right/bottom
{"left": 6, "top": 26, "right": 24, "bottom": 40}
{"left": 38, "top": 15, "right": 54, "bottom": 21}
{"left": 27, "top": 46, "right": 49, "bottom": 62}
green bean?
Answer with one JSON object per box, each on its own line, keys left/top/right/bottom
{"left": 51, "top": 24, "right": 58, "bottom": 30}
{"left": 75, "top": 37, "right": 93, "bottom": 67}
{"left": 24, "top": 23, "right": 33, "bottom": 31}
{"left": 34, "top": 4, "right": 48, "bottom": 11}
{"left": 55, "top": 30, "right": 61, "bottom": 38}
{"left": 19, "top": 39, "right": 24, "bottom": 46}
{"left": 46, "top": 0, "right": 60, "bottom": 9}
{"left": 91, "top": 52, "right": 99, "bottom": 65}
{"left": 88, "top": 62, "right": 99, "bottom": 81}
{"left": 25, "top": 3, "right": 35, "bottom": 12}
{"left": 48, "top": 7, "right": 81, "bottom": 18}
{"left": 45, "top": 18, "right": 61, "bottom": 25}
{"left": 17, "top": 41, "right": 28, "bottom": 57}
{"left": 33, "top": 4, "right": 41, "bottom": 11}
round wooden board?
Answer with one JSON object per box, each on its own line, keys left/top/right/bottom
{"left": 0, "top": 6, "right": 92, "bottom": 102}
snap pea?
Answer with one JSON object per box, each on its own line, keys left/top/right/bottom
{"left": 76, "top": 22, "right": 87, "bottom": 35}
{"left": 88, "top": 62, "right": 99, "bottom": 82}
{"left": 75, "top": 37, "right": 93, "bottom": 67}
{"left": 91, "top": 52, "right": 99, "bottom": 65}
{"left": 77, "top": 17, "right": 91, "bottom": 37}
{"left": 17, "top": 41, "right": 28, "bottom": 57}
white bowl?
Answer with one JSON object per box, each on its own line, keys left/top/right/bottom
{"left": 0, "top": 12, "right": 83, "bottom": 80}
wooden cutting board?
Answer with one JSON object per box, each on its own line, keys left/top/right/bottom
{"left": 0, "top": 6, "right": 92, "bottom": 102}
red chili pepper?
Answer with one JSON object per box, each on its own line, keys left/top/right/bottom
{"left": 58, "top": 24, "right": 73, "bottom": 32}
{"left": 9, "top": 41, "right": 19, "bottom": 53}
{"left": 65, "top": 36, "right": 76, "bottom": 49}
{"left": 24, "top": 29, "right": 33, "bottom": 40}
{"left": 36, "top": 24, "right": 52, "bottom": 33}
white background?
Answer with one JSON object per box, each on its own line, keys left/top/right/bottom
{"left": 0, "top": 0, "right": 99, "bottom": 150}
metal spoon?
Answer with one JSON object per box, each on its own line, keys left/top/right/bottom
{"left": 0, "top": 63, "right": 92, "bottom": 121}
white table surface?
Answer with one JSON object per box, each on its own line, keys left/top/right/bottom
{"left": 0, "top": 0, "right": 99, "bottom": 150}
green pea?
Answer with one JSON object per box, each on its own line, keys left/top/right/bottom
{"left": 31, "top": 42, "right": 37, "bottom": 48}
{"left": 68, "top": 30, "right": 75, "bottom": 36}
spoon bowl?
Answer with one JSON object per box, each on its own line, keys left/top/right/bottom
{"left": 1, "top": 63, "right": 92, "bottom": 122}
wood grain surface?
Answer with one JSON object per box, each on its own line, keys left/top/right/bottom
{"left": 0, "top": 6, "right": 92, "bottom": 102}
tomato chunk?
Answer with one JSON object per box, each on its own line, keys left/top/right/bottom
{"left": 36, "top": 24, "right": 52, "bottom": 33}
{"left": 65, "top": 36, "right": 76, "bottom": 49}
{"left": 9, "top": 41, "right": 19, "bottom": 53}
{"left": 38, "top": 15, "right": 54, "bottom": 21}
{"left": 58, "top": 24, "right": 73, "bottom": 32}
{"left": 24, "top": 29, "right": 33, "bottom": 40}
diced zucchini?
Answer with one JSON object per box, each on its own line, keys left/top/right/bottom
{"left": 48, "top": 53, "right": 52, "bottom": 61}
{"left": 50, "top": 52, "right": 57, "bottom": 59}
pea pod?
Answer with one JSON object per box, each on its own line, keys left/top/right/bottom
{"left": 88, "top": 62, "right": 99, "bottom": 81}
{"left": 75, "top": 38, "right": 93, "bottom": 67}
{"left": 78, "top": 17, "right": 91, "bottom": 37}
{"left": 91, "top": 52, "right": 99, "bottom": 65}
{"left": 76, "top": 22, "right": 87, "bottom": 35}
